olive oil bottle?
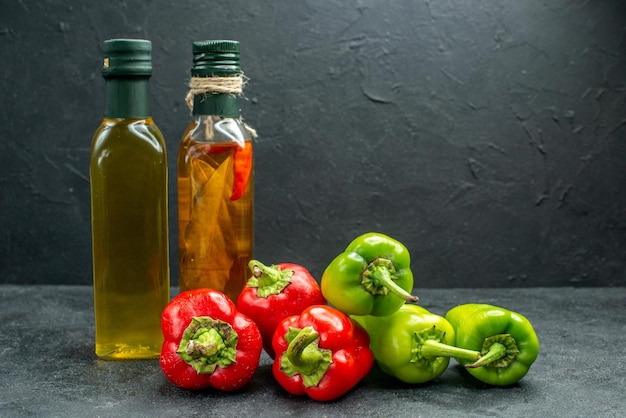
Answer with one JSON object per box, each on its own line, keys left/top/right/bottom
{"left": 90, "top": 39, "right": 170, "bottom": 359}
{"left": 178, "top": 40, "right": 254, "bottom": 302}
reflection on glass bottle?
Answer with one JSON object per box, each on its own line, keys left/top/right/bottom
{"left": 178, "top": 40, "right": 254, "bottom": 302}
{"left": 90, "top": 39, "right": 169, "bottom": 359}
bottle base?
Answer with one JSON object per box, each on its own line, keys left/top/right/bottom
{"left": 96, "top": 343, "right": 161, "bottom": 360}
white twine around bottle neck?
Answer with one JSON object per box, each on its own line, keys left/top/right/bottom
{"left": 185, "top": 74, "right": 257, "bottom": 140}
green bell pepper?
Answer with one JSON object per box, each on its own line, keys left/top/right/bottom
{"left": 352, "top": 304, "right": 484, "bottom": 384}
{"left": 445, "top": 303, "right": 540, "bottom": 386}
{"left": 321, "top": 232, "right": 419, "bottom": 316}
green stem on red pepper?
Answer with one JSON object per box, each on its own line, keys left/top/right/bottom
{"left": 272, "top": 305, "right": 374, "bottom": 401}
{"left": 236, "top": 260, "right": 327, "bottom": 359}
{"left": 246, "top": 260, "right": 294, "bottom": 297}
{"left": 280, "top": 326, "right": 333, "bottom": 388}
{"left": 177, "top": 316, "right": 237, "bottom": 374}
{"left": 159, "top": 288, "right": 262, "bottom": 392}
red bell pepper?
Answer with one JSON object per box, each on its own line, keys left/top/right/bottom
{"left": 236, "top": 260, "right": 327, "bottom": 358}
{"left": 159, "top": 288, "right": 262, "bottom": 391}
{"left": 271, "top": 305, "right": 374, "bottom": 402}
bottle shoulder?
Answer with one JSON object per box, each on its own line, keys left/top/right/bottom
{"left": 91, "top": 118, "right": 167, "bottom": 156}
{"left": 181, "top": 115, "right": 251, "bottom": 147}
{"left": 97, "top": 117, "right": 160, "bottom": 128}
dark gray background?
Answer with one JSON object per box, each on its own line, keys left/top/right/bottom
{"left": 1, "top": 0, "right": 624, "bottom": 288}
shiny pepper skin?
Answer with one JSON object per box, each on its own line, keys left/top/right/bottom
{"left": 236, "top": 260, "right": 326, "bottom": 358}
{"left": 271, "top": 305, "right": 374, "bottom": 402}
{"left": 321, "top": 232, "right": 419, "bottom": 316}
{"left": 160, "top": 288, "right": 262, "bottom": 391}
{"left": 445, "top": 303, "right": 540, "bottom": 386}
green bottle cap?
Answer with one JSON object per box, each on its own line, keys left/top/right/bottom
{"left": 191, "top": 40, "right": 240, "bottom": 76}
{"left": 102, "top": 39, "right": 152, "bottom": 77}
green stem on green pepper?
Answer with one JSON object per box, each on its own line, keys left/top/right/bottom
{"left": 361, "top": 258, "right": 418, "bottom": 303}
{"left": 419, "top": 339, "right": 482, "bottom": 363}
{"left": 466, "top": 334, "right": 519, "bottom": 369}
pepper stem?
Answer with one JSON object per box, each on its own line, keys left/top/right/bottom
{"left": 361, "top": 258, "right": 418, "bottom": 303}
{"left": 413, "top": 326, "right": 482, "bottom": 367}
{"left": 279, "top": 326, "right": 333, "bottom": 388}
{"left": 419, "top": 339, "right": 482, "bottom": 363}
{"left": 466, "top": 334, "right": 519, "bottom": 369}
{"left": 246, "top": 260, "right": 294, "bottom": 297}
{"left": 176, "top": 316, "right": 238, "bottom": 374}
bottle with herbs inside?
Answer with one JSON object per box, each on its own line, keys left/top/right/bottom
{"left": 90, "top": 39, "right": 170, "bottom": 360}
{"left": 178, "top": 40, "right": 255, "bottom": 302}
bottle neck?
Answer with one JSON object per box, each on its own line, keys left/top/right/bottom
{"left": 104, "top": 77, "right": 151, "bottom": 119}
{"left": 192, "top": 93, "right": 240, "bottom": 118}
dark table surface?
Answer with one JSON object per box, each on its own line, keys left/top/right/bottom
{"left": 1, "top": 285, "right": 624, "bottom": 418}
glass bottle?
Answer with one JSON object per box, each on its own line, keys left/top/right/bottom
{"left": 178, "top": 40, "right": 254, "bottom": 302}
{"left": 90, "top": 39, "right": 170, "bottom": 360}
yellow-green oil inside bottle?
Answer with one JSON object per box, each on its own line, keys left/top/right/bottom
{"left": 90, "top": 118, "right": 169, "bottom": 359}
